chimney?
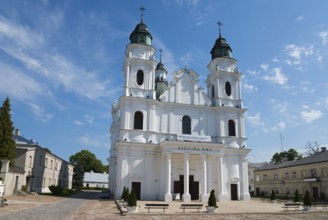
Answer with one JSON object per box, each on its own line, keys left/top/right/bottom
{"left": 321, "top": 147, "right": 326, "bottom": 152}
{"left": 15, "top": 129, "right": 21, "bottom": 136}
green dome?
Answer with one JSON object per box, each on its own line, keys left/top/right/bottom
{"left": 210, "top": 35, "right": 232, "bottom": 60}
{"left": 155, "top": 80, "right": 169, "bottom": 100}
{"left": 129, "top": 21, "right": 153, "bottom": 45}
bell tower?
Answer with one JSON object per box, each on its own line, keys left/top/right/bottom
{"left": 206, "top": 21, "right": 243, "bottom": 108}
{"left": 123, "top": 7, "right": 157, "bottom": 99}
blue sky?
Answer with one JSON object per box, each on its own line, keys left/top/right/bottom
{"left": 1, "top": 0, "right": 328, "bottom": 164}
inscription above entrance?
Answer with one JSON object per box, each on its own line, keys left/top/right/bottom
{"left": 178, "top": 146, "right": 212, "bottom": 152}
{"left": 177, "top": 134, "right": 211, "bottom": 142}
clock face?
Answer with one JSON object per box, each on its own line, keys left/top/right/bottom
{"left": 225, "top": 81, "right": 231, "bottom": 96}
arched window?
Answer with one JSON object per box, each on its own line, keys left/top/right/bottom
{"left": 136, "top": 70, "right": 144, "bottom": 85}
{"left": 134, "top": 111, "right": 143, "bottom": 130}
{"left": 182, "top": 115, "right": 191, "bottom": 135}
{"left": 225, "top": 81, "right": 231, "bottom": 96}
{"left": 211, "top": 85, "right": 215, "bottom": 98}
{"left": 228, "top": 120, "right": 236, "bottom": 136}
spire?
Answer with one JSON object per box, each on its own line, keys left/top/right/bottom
{"left": 140, "top": 6, "right": 145, "bottom": 23}
{"left": 210, "top": 20, "right": 232, "bottom": 60}
{"left": 159, "top": 49, "right": 163, "bottom": 63}
{"left": 129, "top": 6, "right": 153, "bottom": 45}
{"left": 217, "top": 21, "right": 222, "bottom": 37}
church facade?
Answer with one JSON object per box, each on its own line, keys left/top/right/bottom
{"left": 108, "top": 12, "right": 251, "bottom": 202}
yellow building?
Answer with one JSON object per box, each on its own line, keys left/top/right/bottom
{"left": 254, "top": 147, "right": 328, "bottom": 199}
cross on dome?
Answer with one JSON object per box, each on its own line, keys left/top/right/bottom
{"left": 140, "top": 6, "right": 146, "bottom": 23}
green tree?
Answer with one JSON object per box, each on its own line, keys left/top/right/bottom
{"left": 271, "top": 148, "right": 303, "bottom": 163}
{"left": 128, "top": 188, "right": 137, "bottom": 206}
{"left": 0, "top": 97, "right": 16, "bottom": 165}
{"left": 303, "top": 190, "right": 312, "bottom": 207}
{"left": 270, "top": 190, "right": 276, "bottom": 201}
{"left": 294, "top": 189, "right": 300, "bottom": 202}
{"left": 69, "top": 150, "right": 105, "bottom": 186}
{"left": 208, "top": 189, "right": 218, "bottom": 207}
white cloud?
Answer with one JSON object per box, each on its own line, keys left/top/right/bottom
{"left": 247, "top": 113, "right": 264, "bottom": 127}
{"left": 80, "top": 133, "right": 107, "bottom": 148}
{"left": 284, "top": 44, "right": 314, "bottom": 65}
{"left": 0, "top": 61, "right": 48, "bottom": 102}
{"left": 295, "top": 16, "right": 304, "bottom": 22}
{"left": 0, "top": 17, "right": 119, "bottom": 101}
{"left": 260, "top": 64, "right": 269, "bottom": 71}
{"left": 0, "top": 16, "right": 44, "bottom": 48}
{"left": 84, "top": 114, "right": 94, "bottom": 124}
{"left": 263, "top": 121, "right": 286, "bottom": 133}
{"left": 300, "top": 109, "right": 323, "bottom": 123}
{"left": 175, "top": 0, "right": 199, "bottom": 6}
{"left": 243, "top": 82, "right": 258, "bottom": 92}
{"left": 263, "top": 67, "right": 288, "bottom": 85}
{"left": 74, "top": 120, "right": 83, "bottom": 126}
{"left": 27, "top": 102, "right": 54, "bottom": 123}
{"left": 318, "top": 31, "right": 328, "bottom": 45}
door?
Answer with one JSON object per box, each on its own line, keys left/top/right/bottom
{"left": 312, "top": 187, "right": 319, "bottom": 198}
{"left": 256, "top": 188, "right": 261, "bottom": 196}
{"left": 131, "top": 182, "right": 141, "bottom": 200}
{"left": 231, "top": 184, "right": 238, "bottom": 200}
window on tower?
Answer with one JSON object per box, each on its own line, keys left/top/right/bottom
{"left": 228, "top": 119, "right": 236, "bottom": 136}
{"left": 134, "top": 111, "right": 143, "bottom": 130}
{"left": 211, "top": 85, "right": 215, "bottom": 98}
{"left": 182, "top": 115, "right": 191, "bottom": 135}
{"left": 136, "top": 70, "right": 144, "bottom": 85}
{"left": 225, "top": 81, "right": 231, "bottom": 96}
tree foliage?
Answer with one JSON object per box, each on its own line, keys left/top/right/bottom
{"left": 69, "top": 150, "right": 105, "bottom": 186}
{"left": 0, "top": 97, "right": 16, "bottom": 165}
{"left": 304, "top": 141, "right": 320, "bottom": 156}
{"left": 128, "top": 188, "right": 137, "bottom": 206}
{"left": 294, "top": 189, "right": 300, "bottom": 202}
{"left": 271, "top": 148, "right": 303, "bottom": 164}
{"left": 270, "top": 190, "right": 276, "bottom": 201}
{"left": 208, "top": 189, "right": 218, "bottom": 207}
{"left": 303, "top": 190, "right": 312, "bottom": 207}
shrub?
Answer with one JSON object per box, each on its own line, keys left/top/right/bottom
{"left": 21, "top": 185, "right": 28, "bottom": 192}
{"left": 270, "top": 190, "right": 276, "bottom": 201}
{"left": 49, "top": 185, "right": 64, "bottom": 196}
{"left": 128, "top": 188, "right": 137, "bottom": 206}
{"left": 260, "top": 191, "right": 265, "bottom": 198}
{"left": 303, "top": 190, "right": 312, "bottom": 207}
{"left": 294, "top": 189, "right": 300, "bottom": 202}
{"left": 208, "top": 189, "right": 218, "bottom": 208}
{"left": 0, "top": 177, "right": 3, "bottom": 181}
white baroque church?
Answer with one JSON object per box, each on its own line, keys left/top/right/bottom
{"left": 108, "top": 11, "right": 251, "bottom": 202}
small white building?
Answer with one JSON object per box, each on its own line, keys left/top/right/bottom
{"left": 83, "top": 171, "right": 109, "bottom": 188}
{"left": 108, "top": 11, "right": 251, "bottom": 202}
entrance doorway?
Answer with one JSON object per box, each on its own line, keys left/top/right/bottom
{"left": 231, "top": 184, "right": 238, "bottom": 200}
{"left": 173, "top": 175, "right": 199, "bottom": 200}
{"left": 312, "top": 187, "right": 319, "bottom": 198}
{"left": 131, "top": 182, "right": 141, "bottom": 200}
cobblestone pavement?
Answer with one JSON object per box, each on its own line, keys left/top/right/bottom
{"left": 1, "top": 193, "right": 327, "bottom": 220}
{"left": 0, "top": 190, "right": 101, "bottom": 220}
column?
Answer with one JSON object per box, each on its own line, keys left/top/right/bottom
{"left": 201, "top": 154, "right": 208, "bottom": 201}
{"left": 218, "top": 154, "right": 228, "bottom": 201}
{"left": 182, "top": 153, "right": 191, "bottom": 202}
{"left": 240, "top": 157, "right": 250, "bottom": 200}
{"left": 164, "top": 152, "right": 172, "bottom": 201}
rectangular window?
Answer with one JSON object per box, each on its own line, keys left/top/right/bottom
{"left": 263, "top": 174, "right": 268, "bottom": 181}
{"left": 51, "top": 160, "right": 53, "bottom": 170}
{"left": 55, "top": 162, "right": 58, "bottom": 171}
{"left": 45, "top": 158, "right": 48, "bottom": 168}
{"left": 275, "top": 188, "right": 280, "bottom": 194}
{"left": 285, "top": 172, "right": 289, "bottom": 180}
{"left": 49, "top": 178, "right": 51, "bottom": 187}
{"left": 274, "top": 174, "right": 279, "bottom": 181}
{"left": 256, "top": 175, "right": 259, "bottom": 182}
{"left": 311, "top": 169, "right": 316, "bottom": 178}
{"left": 29, "top": 155, "right": 33, "bottom": 168}
{"left": 43, "top": 177, "right": 46, "bottom": 187}
{"left": 292, "top": 171, "right": 297, "bottom": 179}
{"left": 286, "top": 188, "right": 290, "bottom": 194}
